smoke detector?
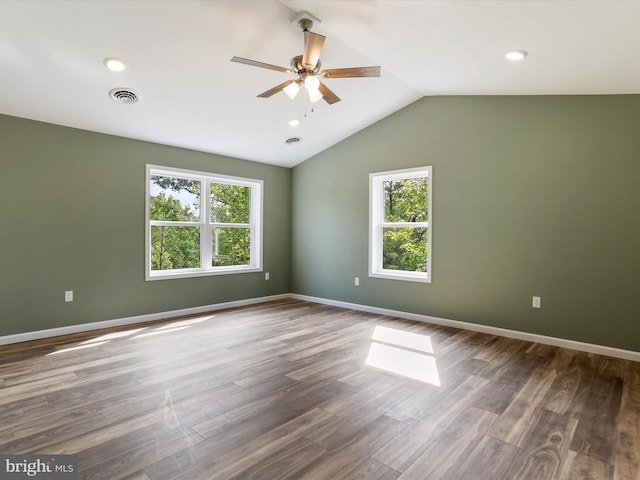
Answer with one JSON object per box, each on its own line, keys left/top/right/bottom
{"left": 109, "top": 88, "right": 139, "bottom": 104}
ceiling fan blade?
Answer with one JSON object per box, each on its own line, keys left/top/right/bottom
{"left": 302, "top": 31, "right": 326, "bottom": 70}
{"left": 319, "top": 66, "right": 381, "bottom": 78}
{"left": 231, "top": 56, "right": 293, "bottom": 74}
{"left": 318, "top": 81, "right": 341, "bottom": 105}
{"left": 257, "top": 79, "right": 297, "bottom": 98}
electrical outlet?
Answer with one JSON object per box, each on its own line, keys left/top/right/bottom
{"left": 354, "top": 277, "right": 360, "bottom": 286}
{"left": 532, "top": 296, "right": 541, "bottom": 308}
{"left": 65, "top": 290, "right": 73, "bottom": 302}
{"left": 265, "top": 272, "right": 269, "bottom": 281}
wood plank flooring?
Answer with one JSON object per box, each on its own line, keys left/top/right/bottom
{"left": 0, "top": 299, "right": 639, "bottom": 479}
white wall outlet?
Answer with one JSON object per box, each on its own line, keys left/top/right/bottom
{"left": 65, "top": 290, "right": 74, "bottom": 302}
{"left": 532, "top": 296, "right": 541, "bottom": 308}
{"left": 354, "top": 277, "right": 360, "bottom": 286}
{"left": 265, "top": 272, "right": 270, "bottom": 281}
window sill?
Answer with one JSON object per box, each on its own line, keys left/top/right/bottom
{"left": 369, "top": 271, "right": 431, "bottom": 284}
{"left": 146, "top": 266, "right": 262, "bottom": 281}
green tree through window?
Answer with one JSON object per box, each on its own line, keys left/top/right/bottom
{"left": 210, "top": 183, "right": 251, "bottom": 267}
{"left": 146, "top": 166, "right": 262, "bottom": 280}
{"left": 370, "top": 167, "right": 432, "bottom": 283}
{"left": 382, "top": 178, "right": 428, "bottom": 272}
{"left": 150, "top": 194, "right": 201, "bottom": 270}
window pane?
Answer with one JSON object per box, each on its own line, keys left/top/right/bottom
{"left": 383, "top": 177, "right": 428, "bottom": 223}
{"left": 382, "top": 227, "right": 428, "bottom": 272}
{"left": 150, "top": 176, "right": 200, "bottom": 221}
{"left": 151, "top": 226, "right": 200, "bottom": 270}
{"left": 212, "top": 227, "right": 251, "bottom": 266}
{"left": 211, "top": 183, "right": 250, "bottom": 223}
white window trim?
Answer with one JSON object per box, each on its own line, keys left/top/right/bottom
{"left": 369, "top": 166, "right": 432, "bottom": 283}
{"left": 145, "top": 164, "right": 263, "bottom": 281}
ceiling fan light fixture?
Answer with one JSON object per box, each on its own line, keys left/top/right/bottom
{"left": 283, "top": 82, "right": 300, "bottom": 100}
{"left": 307, "top": 87, "right": 323, "bottom": 103}
{"left": 304, "top": 75, "right": 323, "bottom": 102}
{"left": 304, "top": 75, "right": 320, "bottom": 90}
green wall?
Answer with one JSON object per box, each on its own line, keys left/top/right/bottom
{"left": 0, "top": 114, "right": 291, "bottom": 336}
{"left": 292, "top": 95, "right": 640, "bottom": 352}
{"left": 3, "top": 95, "right": 640, "bottom": 352}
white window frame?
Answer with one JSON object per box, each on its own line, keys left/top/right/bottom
{"left": 369, "top": 166, "right": 432, "bottom": 283}
{"left": 145, "top": 164, "right": 263, "bottom": 281}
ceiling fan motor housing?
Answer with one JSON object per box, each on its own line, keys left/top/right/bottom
{"left": 291, "top": 55, "right": 321, "bottom": 74}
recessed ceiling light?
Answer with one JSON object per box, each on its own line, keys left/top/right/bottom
{"left": 288, "top": 119, "right": 300, "bottom": 127}
{"left": 505, "top": 49, "right": 528, "bottom": 61}
{"left": 104, "top": 57, "right": 126, "bottom": 72}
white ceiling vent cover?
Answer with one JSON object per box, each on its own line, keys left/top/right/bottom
{"left": 109, "top": 88, "right": 139, "bottom": 104}
{"left": 285, "top": 137, "right": 302, "bottom": 145}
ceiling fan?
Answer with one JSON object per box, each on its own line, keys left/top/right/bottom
{"left": 231, "top": 12, "right": 380, "bottom": 105}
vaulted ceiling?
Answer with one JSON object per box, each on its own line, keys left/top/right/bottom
{"left": 1, "top": 1, "right": 639, "bottom": 167}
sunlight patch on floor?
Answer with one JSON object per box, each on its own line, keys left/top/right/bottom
{"left": 157, "top": 316, "right": 211, "bottom": 330}
{"left": 130, "top": 326, "right": 189, "bottom": 339}
{"left": 366, "top": 325, "right": 440, "bottom": 385}
{"left": 47, "top": 341, "right": 109, "bottom": 356}
{"left": 48, "top": 317, "right": 210, "bottom": 355}
{"left": 80, "top": 328, "right": 147, "bottom": 345}
{"left": 372, "top": 325, "right": 434, "bottom": 353}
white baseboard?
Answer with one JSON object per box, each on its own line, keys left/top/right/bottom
{"left": 0, "top": 294, "right": 290, "bottom": 346}
{"left": 290, "top": 294, "right": 640, "bottom": 362}
{"left": 3, "top": 292, "right": 639, "bottom": 362}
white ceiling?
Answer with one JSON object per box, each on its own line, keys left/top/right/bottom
{"left": 1, "top": 0, "right": 639, "bottom": 167}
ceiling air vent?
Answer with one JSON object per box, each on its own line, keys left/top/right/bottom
{"left": 285, "top": 137, "right": 302, "bottom": 145}
{"left": 109, "top": 88, "right": 139, "bottom": 104}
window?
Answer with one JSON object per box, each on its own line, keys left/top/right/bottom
{"left": 369, "top": 166, "right": 432, "bottom": 283}
{"left": 145, "top": 165, "right": 262, "bottom": 280}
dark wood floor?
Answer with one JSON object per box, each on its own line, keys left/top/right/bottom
{"left": 0, "top": 299, "right": 638, "bottom": 479}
